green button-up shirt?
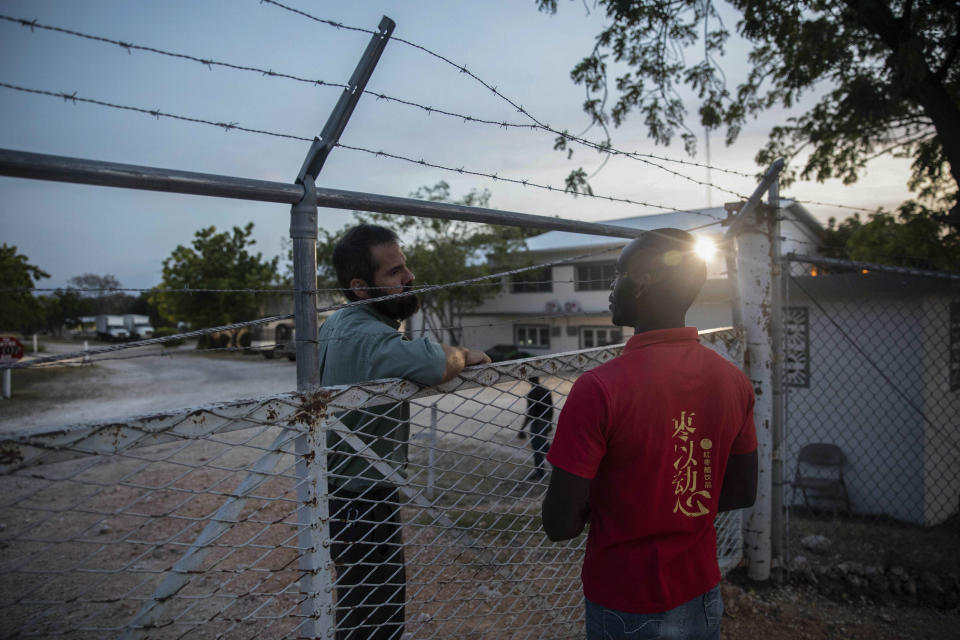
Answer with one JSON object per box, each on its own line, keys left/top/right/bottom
{"left": 318, "top": 303, "right": 446, "bottom": 492}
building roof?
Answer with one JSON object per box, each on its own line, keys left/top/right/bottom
{"left": 525, "top": 201, "right": 822, "bottom": 252}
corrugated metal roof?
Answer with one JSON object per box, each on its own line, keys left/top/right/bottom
{"left": 524, "top": 201, "right": 819, "bottom": 251}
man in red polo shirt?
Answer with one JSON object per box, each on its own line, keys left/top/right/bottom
{"left": 542, "top": 228, "right": 757, "bottom": 640}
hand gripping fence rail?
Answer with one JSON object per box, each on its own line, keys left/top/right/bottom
{"left": 0, "top": 329, "right": 744, "bottom": 639}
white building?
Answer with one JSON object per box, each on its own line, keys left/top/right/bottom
{"left": 460, "top": 201, "right": 823, "bottom": 355}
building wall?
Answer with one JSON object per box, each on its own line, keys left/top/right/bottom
{"left": 784, "top": 282, "right": 927, "bottom": 523}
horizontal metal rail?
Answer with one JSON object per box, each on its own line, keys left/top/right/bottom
{"left": 0, "top": 147, "right": 644, "bottom": 239}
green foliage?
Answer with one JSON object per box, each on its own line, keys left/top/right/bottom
{"left": 821, "top": 203, "right": 960, "bottom": 272}
{"left": 0, "top": 244, "right": 49, "bottom": 333}
{"left": 36, "top": 288, "right": 93, "bottom": 336}
{"left": 153, "top": 223, "right": 280, "bottom": 347}
{"left": 316, "top": 182, "right": 538, "bottom": 345}
{"left": 539, "top": 0, "right": 960, "bottom": 226}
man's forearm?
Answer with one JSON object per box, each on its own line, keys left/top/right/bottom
{"left": 439, "top": 345, "right": 468, "bottom": 383}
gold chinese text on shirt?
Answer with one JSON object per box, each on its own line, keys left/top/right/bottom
{"left": 672, "top": 411, "right": 713, "bottom": 517}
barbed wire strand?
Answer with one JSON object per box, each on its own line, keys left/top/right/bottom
{"left": 0, "top": 81, "right": 724, "bottom": 219}
{"left": 262, "top": 1, "right": 922, "bottom": 219}
{"left": 0, "top": 11, "right": 754, "bottom": 190}
{"left": 4, "top": 275, "right": 624, "bottom": 295}
{"left": 50, "top": 306, "right": 677, "bottom": 367}
{"left": 2, "top": 13, "right": 888, "bottom": 218}
{"left": 3, "top": 244, "right": 631, "bottom": 370}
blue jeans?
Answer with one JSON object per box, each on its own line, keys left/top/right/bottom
{"left": 585, "top": 584, "right": 723, "bottom": 640}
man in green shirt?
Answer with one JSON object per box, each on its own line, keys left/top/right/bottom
{"left": 320, "top": 224, "right": 490, "bottom": 640}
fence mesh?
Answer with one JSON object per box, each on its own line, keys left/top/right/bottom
{"left": 0, "top": 329, "right": 743, "bottom": 639}
{"left": 782, "top": 258, "right": 960, "bottom": 530}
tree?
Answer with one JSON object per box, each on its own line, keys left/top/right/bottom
{"left": 37, "top": 288, "right": 93, "bottom": 337}
{"left": 538, "top": 0, "right": 960, "bottom": 227}
{"left": 65, "top": 273, "right": 138, "bottom": 314}
{"left": 821, "top": 202, "right": 960, "bottom": 271}
{"left": 316, "top": 182, "right": 538, "bottom": 345}
{"left": 154, "top": 223, "right": 280, "bottom": 346}
{"left": 67, "top": 273, "right": 122, "bottom": 295}
{"left": 0, "top": 244, "right": 49, "bottom": 333}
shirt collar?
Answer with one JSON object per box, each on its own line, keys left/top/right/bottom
{"left": 624, "top": 327, "right": 699, "bottom": 352}
{"left": 356, "top": 301, "right": 402, "bottom": 329}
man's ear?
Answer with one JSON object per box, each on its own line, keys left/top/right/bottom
{"left": 349, "top": 278, "right": 370, "bottom": 300}
{"left": 631, "top": 271, "right": 653, "bottom": 299}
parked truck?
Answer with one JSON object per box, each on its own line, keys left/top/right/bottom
{"left": 95, "top": 315, "right": 129, "bottom": 341}
{"left": 123, "top": 314, "right": 155, "bottom": 339}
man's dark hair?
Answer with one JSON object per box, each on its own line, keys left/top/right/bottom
{"left": 333, "top": 224, "right": 399, "bottom": 301}
{"left": 630, "top": 228, "right": 707, "bottom": 312}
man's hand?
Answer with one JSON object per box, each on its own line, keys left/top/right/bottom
{"left": 439, "top": 345, "right": 490, "bottom": 383}
{"left": 465, "top": 349, "right": 491, "bottom": 365}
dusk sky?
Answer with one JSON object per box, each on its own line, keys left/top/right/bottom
{"left": 0, "top": 0, "right": 917, "bottom": 290}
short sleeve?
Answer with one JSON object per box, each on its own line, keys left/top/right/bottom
{"left": 546, "top": 372, "right": 609, "bottom": 479}
{"left": 730, "top": 387, "right": 758, "bottom": 455}
{"left": 369, "top": 333, "right": 446, "bottom": 386}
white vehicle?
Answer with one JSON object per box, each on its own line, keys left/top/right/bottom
{"left": 95, "top": 315, "right": 130, "bottom": 341}
{"left": 123, "top": 314, "right": 155, "bottom": 339}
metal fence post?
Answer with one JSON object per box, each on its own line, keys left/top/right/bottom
{"left": 729, "top": 160, "right": 783, "bottom": 582}
{"left": 290, "top": 17, "right": 396, "bottom": 637}
{"left": 768, "top": 175, "right": 786, "bottom": 580}
{"left": 290, "top": 178, "right": 332, "bottom": 638}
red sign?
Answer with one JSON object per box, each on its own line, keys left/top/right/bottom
{"left": 0, "top": 336, "right": 24, "bottom": 362}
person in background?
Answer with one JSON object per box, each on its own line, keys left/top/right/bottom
{"left": 541, "top": 228, "right": 758, "bottom": 640}
{"left": 319, "top": 223, "right": 490, "bottom": 640}
{"left": 518, "top": 375, "right": 553, "bottom": 481}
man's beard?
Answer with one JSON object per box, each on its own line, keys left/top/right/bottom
{"left": 369, "top": 286, "right": 421, "bottom": 321}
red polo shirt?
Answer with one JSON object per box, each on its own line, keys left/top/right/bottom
{"left": 547, "top": 327, "right": 756, "bottom": 613}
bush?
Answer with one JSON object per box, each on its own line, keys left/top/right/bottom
{"left": 239, "top": 332, "right": 252, "bottom": 348}
{"left": 153, "top": 326, "right": 185, "bottom": 348}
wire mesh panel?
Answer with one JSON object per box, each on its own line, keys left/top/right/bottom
{"left": 782, "top": 259, "right": 960, "bottom": 526}
{"left": 0, "top": 329, "right": 743, "bottom": 639}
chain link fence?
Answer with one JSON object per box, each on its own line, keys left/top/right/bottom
{"left": 782, "top": 257, "right": 960, "bottom": 530}
{"left": 0, "top": 329, "right": 743, "bottom": 639}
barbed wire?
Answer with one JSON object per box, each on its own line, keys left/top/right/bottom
{"left": 3, "top": 245, "right": 622, "bottom": 370}
{"left": 52, "top": 309, "right": 634, "bottom": 367}
{"left": 334, "top": 142, "right": 722, "bottom": 217}
{"left": 0, "top": 80, "right": 723, "bottom": 218}
{"left": 0, "top": 12, "right": 752, "bottom": 186}
{"left": 0, "top": 82, "right": 311, "bottom": 141}
{"left": 793, "top": 199, "right": 879, "bottom": 213}
{"left": 2, "top": 12, "right": 889, "bottom": 220}
{"left": 3, "top": 275, "right": 625, "bottom": 295}
{"left": 259, "top": 2, "right": 899, "bottom": 220}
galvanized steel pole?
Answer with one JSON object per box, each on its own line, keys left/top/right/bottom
{"left": 292, "top": 16, "right": 395, "bottom": 638}
{"left": 0, "top": 148, "right": 643, "bottom": 240}
{"left": 769, "top": 174, "right": 786, "bottom": 581}
{"left": 731, "top": 159, "right": 784, "bottom": 582}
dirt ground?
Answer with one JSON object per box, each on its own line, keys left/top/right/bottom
{"left": 2, "top": 340, "right": 958, "bottom": 638}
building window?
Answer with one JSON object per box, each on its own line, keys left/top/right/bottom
{"left": 515, "top": 324, "right": 550, "bottom": 349}
{"left": 579, "top": 326, "right": 623, "bottom": 349}
{"left": 951, "top": 302, "right": 960, "bottom": 391}
{"left": 511, "top": 266, "right": 552, "bottom": 293}
{"left": 575, "top": 262, "right": 617, "bottom": 291}
{"left": 784, "top": 306, "right": 810, "bottom": 388}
